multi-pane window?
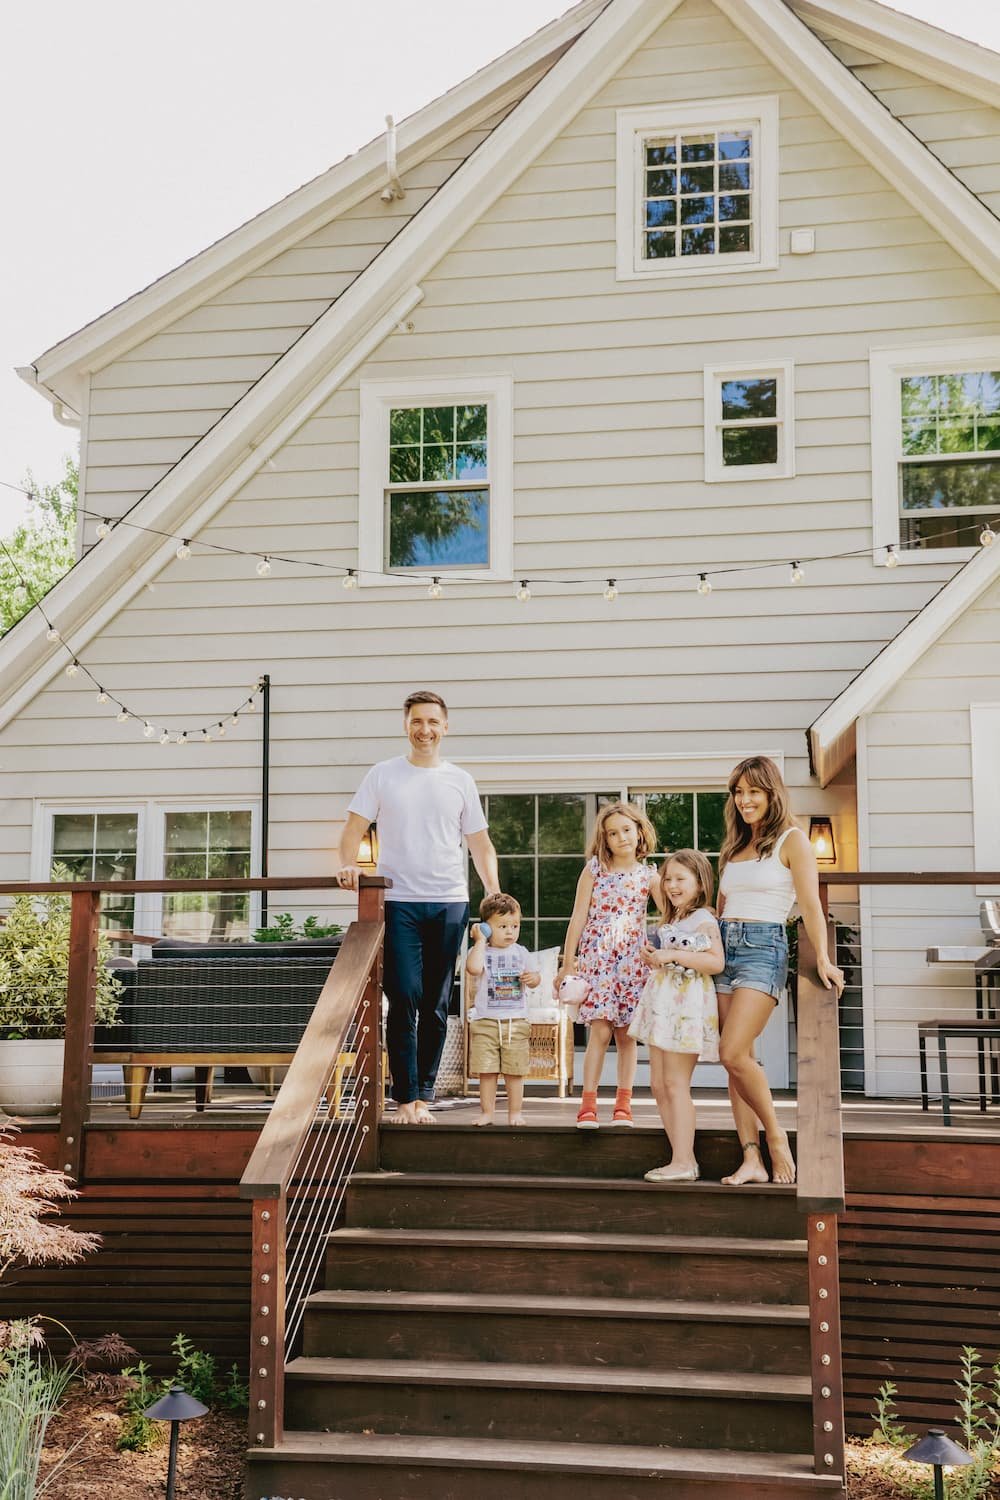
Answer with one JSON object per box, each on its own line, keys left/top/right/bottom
{"left": 642, "top": 130, "right": 752, "bottom": 263}
{"left": 162, "top": 810, "right": 254, "bottom": 942}
{"left": 898, "top": 371, "right": 1000, "bottom": 551}
{"left": 51, "top": 811, "right": 139, "bottom": 937}
{"left": 385, "top": 403, "right": 490, "bottom": 570}
{"left": 704, "top": 363, "right": 794, "bottom": 481}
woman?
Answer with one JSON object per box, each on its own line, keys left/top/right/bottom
{"left": 716, "top": 756, "right": 843, "bottom": 1186}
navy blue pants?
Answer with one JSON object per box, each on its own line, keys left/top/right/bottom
{"left": 383, "top": 901, "right": 469, "bottom": 1104}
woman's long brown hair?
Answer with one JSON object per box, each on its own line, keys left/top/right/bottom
{"left": 718, "top": 756, "right": 791, "bottom": 871}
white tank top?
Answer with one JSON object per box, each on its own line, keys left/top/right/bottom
{"left": 719, "top": 827, "right": 798, "bottom": 924}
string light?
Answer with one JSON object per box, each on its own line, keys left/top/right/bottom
{"left": 176, "top": 540, "right": 192, "bottom": 560}
{"left": 176, "top": 731, "right": 188, "bottom": 746}
{"left": 255, "top": 556, "right": 272, "bottom": 577}
{"left": 604, "top": 579, "right": 618, "bottom": 602}
{"left": 789, "top": 561, "right": 804, "bottom": 584}
{"left": 46, "top": 626, "right": 60, "bottom": 642}
{"left": 96, "top": 689, "right": 109, "bottom": 704}
{"left": 428, "top": 576, "right": 443, "bottom": 599}
{"left": 65, "top": 659, "right": 79, "bottom": 677}
{"left": 159, "top": 729, "right": 170, "bottom": 745}
{"left": 885, "top": 544, "right": 899, "bottom": 569}
{"left": 143, "top": 722, "right": 155, "bottom": 738}
{"left": 516, "top": 580, "right": 531, "bottom": 601}
{"left": 217, "top": 722, "right": 226, "bottom": 737}
{"left": 342, "top": 569, "right": 357, "bottom": 589}
{"left": 116, "top": 709, "right": 129, "bottom": 723}
{"left": 230, "top": 713, "right": 239, "bottom": 726}
{"left": 697, "top": 574, "right": 712, "bottom": 596}
{"left": 202, "top": 729, "right": 213, "bottom": 743}
{"left": 981, "top": 522, "right": 997, "bottom": 547}
{"left": 96, "top": 519, "right": 111, "bottom": 539}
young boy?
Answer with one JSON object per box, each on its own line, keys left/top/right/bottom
{"left": 465, "top": 893, "right": 540, "bottom": 1126}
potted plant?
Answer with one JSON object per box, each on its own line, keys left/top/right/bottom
{"left": 0, "top": 880, "right": 122, "bottom": 1116}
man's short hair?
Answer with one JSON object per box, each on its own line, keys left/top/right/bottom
{"left": 480, "top": 892, "right": 520, "bottom": 922}
{"left": 403, "top": 690, "right": 448, "bottom": 718}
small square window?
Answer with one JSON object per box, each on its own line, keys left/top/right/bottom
{"left": 704, "top": 363, "right": 794, "bottom": 482}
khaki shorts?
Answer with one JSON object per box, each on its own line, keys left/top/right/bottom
{"left": 469, "top": 1017, "right": 531, "bottom": 1078}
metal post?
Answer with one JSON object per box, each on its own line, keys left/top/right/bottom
{"left": 165, "top": 1420, "right": 179, "bottom": 1500}
{"left": 260, "top": 674, "right": 271, "bottom": 929}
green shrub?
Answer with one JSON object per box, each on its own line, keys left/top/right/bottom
{"left": 116, "top": 1360, "right": 166, "bottom": 1452}
{"left": 253, "top": 912, "right": 342, "bottom": 943}
{"left": 0, "top": 876, "right": 122, "bottom": 1040}
{"left": 0, "top": 1326, "right": 77, "bottom": 1497}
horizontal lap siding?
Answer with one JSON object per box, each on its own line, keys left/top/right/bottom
{"left": 862, "top": 578, "right": 1000, "bottom": 1095}
{"left": 79, "top": 117, "right": 509, "bottom": 546}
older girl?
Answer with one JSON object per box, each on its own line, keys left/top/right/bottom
{"left": 717, "top": 756, "right": 844, "bottom": 1186}
{"left": 556, "top": 802, "right": 661, "bottom": 1129}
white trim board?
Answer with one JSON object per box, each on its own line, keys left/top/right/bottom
{"left": 461, "top": 751, "right": 785, "bottom": 793}
{"left": 809, "top": 536, "right": 1000, "bottom": 785}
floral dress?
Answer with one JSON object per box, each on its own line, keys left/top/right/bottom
{"left": 576, "top": 858, "right": 655, "bottom": 1028}
{"left": 628, "top": 908, "right": 720, "bottom": 1061}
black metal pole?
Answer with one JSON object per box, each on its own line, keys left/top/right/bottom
{"left": 260, "top": 673, "right": 271, "bottom": 928}
{"left": 165, "top": 1419, "right": 179, "bottom": 1500}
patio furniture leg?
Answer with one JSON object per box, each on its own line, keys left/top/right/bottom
{"left": 194, "top": 1065, "right": 215, "bottom": 1112}
{"left": 937, "top": 1034, "right": 952, "bottom": 1127}
{"left": 918, "top": 1032, "right": 929, "bottom": 1112}
{"left": 124, "top": 1064, "right": 151, "bottom": 1121}
{"left": 978, "top": 1034, "right": 988, "bottom": 1113}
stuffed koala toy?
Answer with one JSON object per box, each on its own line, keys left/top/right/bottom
{"left": 656, "top": 925, "right": 711, "bottom": 982}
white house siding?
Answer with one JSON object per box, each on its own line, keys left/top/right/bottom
{"left": 3, "top": 0, "right": 1000, "bottom": 994}
{"left": 80, "top": 112, "right": 515, "bottom": 548}
{"left": 823, "top": 38, "right": 1000, "bottom": 217}
{"left": 858, "top": 572, "right": 1000, "bottom": 1096}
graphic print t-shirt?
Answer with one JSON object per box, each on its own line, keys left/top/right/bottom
{"left": 480, "top": 944, "right": 532, "bottom": 1019}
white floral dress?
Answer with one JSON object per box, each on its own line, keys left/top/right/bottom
{"left": 628, "top": 907, "right": 720, "bottom": 1061}
{"left": 576, "top": 858, "right": 655, "bottom": 1028}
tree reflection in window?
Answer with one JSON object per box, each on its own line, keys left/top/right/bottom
{"left": 387, "top": 404, "right": 489, "bottom": 569}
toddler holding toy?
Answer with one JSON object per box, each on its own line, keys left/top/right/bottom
{"left": 555, "top": 801, "right": 662, "bottom": 1129}
{"left": 466, "top": 893, "right": 540, "bottom": 1126}
{"left": 629, "top": 849, "right": 724, "bottom": 1181}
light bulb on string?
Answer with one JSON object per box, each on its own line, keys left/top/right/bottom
{"left": 604, "top": 579, "right": 618, "bottom": 602}
{"left": 96, "top": 689, "right": 109, "bottom": 705}
{"left": 217, "top": 722, "right": 226, "bottom": 738}
{"left": 245, "top": 696, "right": 255, "bottom": 713}
{"left": 428, "top": 576, "right": 443, "bottom": 599}
{"left": 46, "top": 626, "right": 60, "bottom": 642}
{"left": 342, "top": 569, "right": 357, "bottom": 590}
{"left": 980, "top": 521, "right": 997, "bottom": 547}
{"left": 143, "top": 722, "right": 155, "bottom": 739}
{"left": 116, "top": 709, "right": 129, "bottom": 723}
{"left": 176, "top": 731, "right": 188, "bottom": 746}
{"left": 202, "top": 729, "right": 213, "bottom": 743}
{"left": 789, "top": 561, "right": 804, "bottom": 584}
{"left": 96, "top": 519, "right": 111, "bottom": 539}
{"left": 159, "top": 729, "right": 170, "bottom": 745}
{"left": 255, "top": 556, "right": 272, "bottom": 577}
{"left": 516, "top": 580, "right": 531, "bottom": 602}
{"left": 697, "top": 574, "right": 712, "bottom": 596}
{"left": 230, "top": 713, "right": 239, "bottom": 726}
{"left": 65, "top": 659, "right": 79, "bottom": 678}
{"left": 176, "top": 540, "right": 192, "bottom": 560}
{"left": 885, "top": 544, "right": 899, "bottom": 569}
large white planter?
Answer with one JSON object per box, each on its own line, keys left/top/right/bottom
{"left": 0, "top": 1038, "right": 64, "bottom": 1116}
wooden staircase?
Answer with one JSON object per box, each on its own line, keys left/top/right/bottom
{"left": 246, "top": 1124, "right": 847, "bottom": 1499}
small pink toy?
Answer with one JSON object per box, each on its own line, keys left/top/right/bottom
{"left": 558, "top": 973, "right": 589, "bottom": 1020}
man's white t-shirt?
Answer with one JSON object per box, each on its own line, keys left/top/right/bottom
{"left": 347, "top": 756, "right": 487, "bottom": 902}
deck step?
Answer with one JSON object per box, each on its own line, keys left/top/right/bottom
{"left": 301, "top": 1288, "right": 810, "bottom": 1370}
{"left": 345, "top": 1171, "right": 801, "bottom": 1237}
{"left": 246, "top": 1431, "right": 844, "bottom": 1499}
{"left": 325, "top": 1226, "right": 808, "bottom": 1300}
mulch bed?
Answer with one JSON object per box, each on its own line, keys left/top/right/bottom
{"left": 39, "top": 1389, "right": 999, "bottom": 1499}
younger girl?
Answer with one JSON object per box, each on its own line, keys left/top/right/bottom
{"left": 556, "top": 802, "right": 661, "bottom": 1129}
{"left": 629, "top": 850, "right": 724, "bottom": 1182}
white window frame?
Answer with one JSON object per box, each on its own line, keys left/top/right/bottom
{"left": 615, "top": 96, "right": 779, "bottom": 282}
{"left": 32, "top": 797, "right": 261, "bottom": 944}
{"left": 703, "top": 361, "right": 795, "bottom": 483}
{"left": 871, "top": 339, "right": 1000, "bottom": 565}
{"left": 358, "top": 375, "right": 513, "bottom": 586}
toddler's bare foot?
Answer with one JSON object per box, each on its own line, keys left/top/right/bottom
{"left": 471, "top": 1111, "right": 495, "bottom": 1127}
{"left": 767, "top": 1131, "right": 796, "bottom": 1185}
{"left": 507, "top": 1112, "right": 527, "bottom": 1126}
{"left": 722, "top": 1141, "right": 769, "bottom": 1185}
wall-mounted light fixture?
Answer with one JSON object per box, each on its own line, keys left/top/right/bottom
{"left": 357, "top": 824, "right": 379, "bottom": 871}
{"left": 809, "top": 816, "right": 836, "bottom": 866}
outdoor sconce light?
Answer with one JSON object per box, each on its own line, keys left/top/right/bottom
{"left": 809, "top": 815, "right": 836, "bottom": 865}
{"left": 143, "top": 1383, "right": 209, "bottom": 1500}
{"left": 357, "top": 823, "right": 379, "bottom": 871}
{"left": 902, "top": 1428, "right": 973, "bottom": 1499}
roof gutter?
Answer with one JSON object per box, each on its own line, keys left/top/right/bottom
{"left": 15, "top": 365, "right": 80, "bottom": 428}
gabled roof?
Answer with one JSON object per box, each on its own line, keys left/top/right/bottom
{"left": 6, "top": 0, "right": 1000, "bottom": 732}
{"left": 20, "top": 0, "right": 609, "bottom": 416}
{"left": 809, "top": 540, "right": 1000, "bottom": 786}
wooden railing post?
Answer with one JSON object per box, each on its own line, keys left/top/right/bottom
{"left": 356, "top": 878, "right": 385, "bottom": 1171}
{"left": 61, "top": 889, "right": 101, "bottom": 1182}
{"left": 248, "top": 1196, "right": 285, "bottom": 1449}
{"left": 807, "top": 1213, "right": 845, "bottom": 1479}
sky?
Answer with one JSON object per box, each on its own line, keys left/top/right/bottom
{"left": 2, "top": 0, "right": 1000, "bottom": 536}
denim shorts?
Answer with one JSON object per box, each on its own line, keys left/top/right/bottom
{"left": 717, "top": 920, "right": 788, "bottom": 1002}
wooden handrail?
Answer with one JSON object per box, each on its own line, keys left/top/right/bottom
{"left": 820, "top": 871, "right": 1000, "bottom": 885}
{"left": 0, "top": 876, "right": 386, "bottom": 894}
{"left": 795, "top": 915, "right": 844, "bottom": 1215}
{"left": 239, "top": 919, "right": 383, "bottom": 1198}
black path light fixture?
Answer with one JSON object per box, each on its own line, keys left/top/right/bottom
{"left": 902, "top": 1428, "right": 973, "bottom": 1499}
{"left": 143, "top": 1383, "right": 209, "bottom": 1500}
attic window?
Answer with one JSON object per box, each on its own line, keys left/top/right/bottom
{"left": 703, "top": 362, "right": 795, "bottom": 482}
{"left": 616, "top": 97, "right": 779, "bottom": 281}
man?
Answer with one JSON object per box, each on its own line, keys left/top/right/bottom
{"left": 337, "top": 691, "right": 499, "bottom": 1124}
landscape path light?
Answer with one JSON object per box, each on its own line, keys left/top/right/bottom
{"left": 143, "top": 1383, "right": 209, "bottom": 1500}
{"left": 902, "top": 1428, "right": 973, "bottom": 1499}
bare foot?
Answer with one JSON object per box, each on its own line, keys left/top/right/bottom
{"left": 767, "top": 1131, "right": 796, "bottom": 1185}
{"left": 414, "top": 1101, "right": 436, "bottom": 1125}
{"left": 722, "top": 1142, "right": 769, "bottom": 1186}
{"left": 471, "top": 1112, "right": 495, "bottom": 1127}
{"left": 393, "top": 1101, "right": 421, "bottom": 1125}
{"left": 507, "top": 1112, "right": 527, "bottom": 1126}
